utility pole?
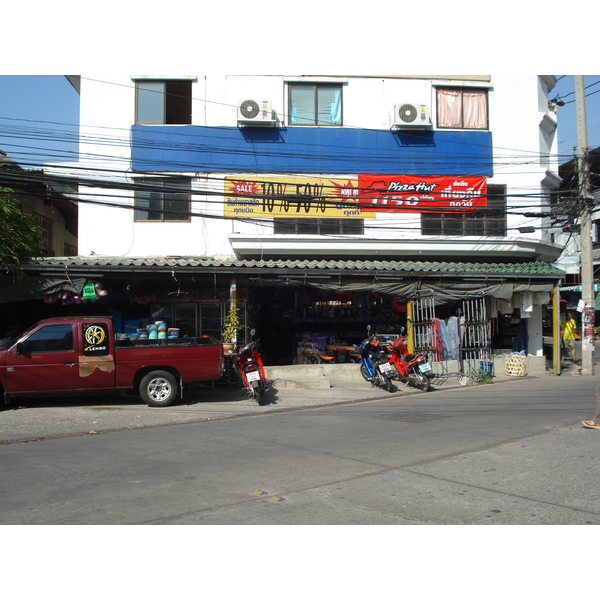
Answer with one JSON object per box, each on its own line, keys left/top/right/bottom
{"left": 575, "top": 75, "right": 595, "bottom": 375}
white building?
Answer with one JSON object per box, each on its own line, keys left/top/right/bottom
{"left": 24, "top": 75, "right": 565, "bottom": 368}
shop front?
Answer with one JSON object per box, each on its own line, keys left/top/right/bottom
{"left": 2, "top": 256, "right": 564, "bottom": 373}
{"left": 0, "top": 262, "right": 249, "bottom": 347}
{"left": 247, "top": 261, "right": 564, "bottom": 375}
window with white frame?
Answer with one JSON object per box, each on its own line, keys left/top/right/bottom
{"left": 134, "top": 178, "right": 191, "bottom": 222}
{"left": 288, "top": 83, "right": 342, "bottom": 126}
{"left": 135, "top": 80, "right": 192, "bottom": 124}
{"left": 436, "top": 87, "right": 488, "bottom": 130}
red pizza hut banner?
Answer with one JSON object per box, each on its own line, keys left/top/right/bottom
{"left": 358, "top": 175, "right": 487, "bottom": 213}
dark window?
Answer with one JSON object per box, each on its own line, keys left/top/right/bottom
{"left": 288, "top": 83, "right": 342, "bottom": 126}
{"left": 436, "top": 87, "right": 488, "bottom": 130}
{"left": 564, "top": 273, "right": 580, "bottom": 286}
{"left": 134, "top": 178, "right": 191, "bottom": 222}
{"left": 34, "top": 212, "right": 53, "bottom": 256}
{"left": 64, "top": 242, "right": 77, "bottom": 256}
{"left": 23, "top": 324, "right": 73, "bottom": 353}
{"left": 135, "top": 80, "right": 192, "bottom": 124}
{"left": 421, "top": 184, "right": 506, "bottom": 236}
{"left": 274, "top": 218, "right": 363, "bottom": 235}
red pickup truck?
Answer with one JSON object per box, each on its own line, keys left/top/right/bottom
{"left": 0, "top": 316, "right": 224, "bottom": 407}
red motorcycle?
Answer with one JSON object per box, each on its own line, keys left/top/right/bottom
{"left": 378, "top": 331, "right": 432, "bottom": 392}
{"left": 237, "top": 339, "right": 268, "bottom": 405}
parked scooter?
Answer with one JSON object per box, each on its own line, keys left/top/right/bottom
{"left": 379, "top": 329, "right": 432, "bottom": 392}
{"left": 355, "top": 327, "right": 394, "bottom": 393}
{"left": 237, "top": 336, "right": 268, "bottom": 405}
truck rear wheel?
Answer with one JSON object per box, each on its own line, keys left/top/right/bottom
{"left": 140, "top": 370, "right": 179, "bottom": 407}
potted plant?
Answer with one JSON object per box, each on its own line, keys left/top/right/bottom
{"left": 221, "top": 307, "right": 241, "bottom": 352}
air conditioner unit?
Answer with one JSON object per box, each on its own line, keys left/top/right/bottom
{"left": 393, "top": 103, "right": 431, "bottom": 128}
{"left": 237, "top": 99, "right": 276, "bottom": 125}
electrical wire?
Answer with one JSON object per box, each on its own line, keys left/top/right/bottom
{"left": 1, "top": 73, "right": 590, "bottom": 167}
{"left": 0, "top": 104, "right": 582, "bottom": 174}
{"left": 2, "top": 74, "right": 597, "bottom": 236}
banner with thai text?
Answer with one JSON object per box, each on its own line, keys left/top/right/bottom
{"left": 358, "top": 174, "right": 487, "bottom": 213}
{"left": 224, "top": 176, "right": 374, "bottom": 219}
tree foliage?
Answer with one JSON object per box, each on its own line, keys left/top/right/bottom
{"left": 0, "top": 187, "right": 44, "bottom": 278}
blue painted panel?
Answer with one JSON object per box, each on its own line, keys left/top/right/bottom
{"left": 131, "top": 125, "right": 493, "bottom": 176}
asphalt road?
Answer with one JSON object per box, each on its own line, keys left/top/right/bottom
{"left": 1, "top": 370, "right": 598, "bottom": 526}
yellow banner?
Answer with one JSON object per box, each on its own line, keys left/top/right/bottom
{"left": 224, "top": 176, "right": 373, "bottom": 219}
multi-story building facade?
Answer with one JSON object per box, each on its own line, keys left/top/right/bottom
{"left": 0, "top": 151, "right": 78, "bottom": 259}
{"left": 20, "top": 75, "right": 565, "bottom": 368}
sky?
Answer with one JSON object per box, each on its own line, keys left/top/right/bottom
{"left": 550, "top": 75, "right": 600, "bottom": 162}
{"left": 1, "top": 74, "right": 599, "bottom": 171}
{"left": 0, "top": 75, "right": 80, "bottom": 167}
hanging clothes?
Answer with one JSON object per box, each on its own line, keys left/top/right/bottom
{"left": 521, "top": 292, "right": 533, "bottom": 319}
{"left": 440, "top": 316, "right": 460, "bottom": 360}
{"left": 512, "top": 320, "right": 529, "bottom": 353}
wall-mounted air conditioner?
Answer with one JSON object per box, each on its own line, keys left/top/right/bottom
{"left": 237, "top": 99, "right": 277, "bottom": 125}
{"left": 392, "top": 103, "right": 431, "bottom": 128}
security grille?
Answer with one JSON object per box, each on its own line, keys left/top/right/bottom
{"left": 460, "top": 297, "right": 492, "bottom": 375}
{"left": 411, "top": 293, "right": 491, "bottom": 378}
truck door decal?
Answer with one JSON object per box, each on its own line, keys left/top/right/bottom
{"left": 80, "top": 322, "right": 115, "bottom": 379}
{"left": 82, "top": 323, "right": 109, "bottom": 356}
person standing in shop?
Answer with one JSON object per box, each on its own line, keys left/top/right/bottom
{"left": 560, "top": 311, "right": 578, "bottom": 362}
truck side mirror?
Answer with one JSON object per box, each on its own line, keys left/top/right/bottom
{"left": 15, "top": 341, "right": 26, "bottom": 355}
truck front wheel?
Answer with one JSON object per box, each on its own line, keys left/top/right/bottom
{"left": 140, "top": 370, "right": 179, "bottom": 407}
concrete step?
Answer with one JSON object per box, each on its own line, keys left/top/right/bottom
{"left": 265, "top": 364, "right": 331, "bottom": 390}
{"left": 264, "top": 363, "right": 366, "bottom": 390}
{"left": 264, "top": 356, "right": 551, "bottom": 390}
{"left": 271, "top": 377, "right": 332, "bottom": 390}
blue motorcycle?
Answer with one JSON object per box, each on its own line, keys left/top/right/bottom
{"left": 356, "top": 332, "right": 393, "bottom": 393}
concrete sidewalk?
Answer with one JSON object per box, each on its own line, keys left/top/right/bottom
{"left": 0, "top": 353, "right": 593, "bottom": 445}
{"left": 0, "top": 360, "right": 542, "bottom": 444}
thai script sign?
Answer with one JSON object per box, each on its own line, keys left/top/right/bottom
{"left": 224, "top": 176, "right": 373, "bottom": 219}
{"left": 358, "top": 174, "right": 487, "bottom": 212}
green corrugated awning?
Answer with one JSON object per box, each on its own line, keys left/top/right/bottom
{"left": 23, "top": 256, "right": 566, "bottom": 276}
{"left": 12, "top": 255, "right": 565, "bottom": 305}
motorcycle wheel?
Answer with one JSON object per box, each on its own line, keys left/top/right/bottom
{"left": 378, "top": 373, "right": 394, "bottom": 393}
{"left": 256, "top": 383, "right": 267, "bottom": 406}
{"left": 250, "top": 381, "right": 267, "bottom": 406}
{"left": 360, "top": 363, "right": 371, "bottom": 381}
{"left": 412, "top": 371, "right": 431, "bottom": 392}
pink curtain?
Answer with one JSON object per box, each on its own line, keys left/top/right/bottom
{"left": 437, "top": 88, "right": 487, "bottom": 129}
{"left": 437, "top": 88, "right": 463, "bottom": 128}
{"left": 462, "top": 89, "right": 487, "bottom": 129}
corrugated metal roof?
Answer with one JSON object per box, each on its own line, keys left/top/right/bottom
{"left": 560, "top": 284, "right": 600, "bottom": 292}
{"left": 25, "top": 256, "right": 565, "bottom": 276}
